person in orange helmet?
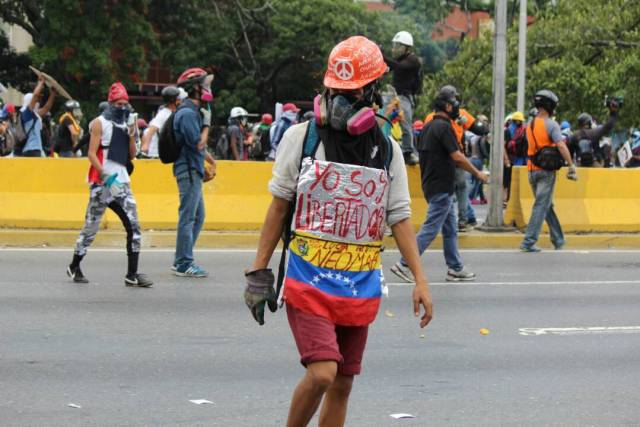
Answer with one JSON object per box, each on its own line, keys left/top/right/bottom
{"left": 243, "top": 36, "right": 433, "bottom": 427}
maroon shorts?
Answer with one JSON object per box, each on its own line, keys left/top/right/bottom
{"left": 286, "top": 304, "right": 369, "bottom": 376}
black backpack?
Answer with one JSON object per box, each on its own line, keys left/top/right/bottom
{"left": 158, "top": 111, "right": 179, "bottom": 164}
{"left": 577, "top": 138, "right": 594, "bottom": 166}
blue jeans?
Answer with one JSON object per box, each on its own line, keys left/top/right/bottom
{"left": 401, "top": 193, "right": 464, "bottom": 271}
{"left": 398, "top": 95, "right": 417, "bottom": 155}
{"left": 468, "top": 157, "right": 484, "bottom": 201}
{"left": 174, "top": 172, "right": 205, "bottom": 266}
{"left": 521, "top": 170, "right": 565, "bottom": 248}
{"left": 454, "top": 168, "right": 476, "bottom": 224}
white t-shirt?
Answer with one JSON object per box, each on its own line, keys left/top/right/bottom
{"left": 95, "top": 116, "right": 130, "bottom": 184}
{"left": 146, "top": 107, "right": 172, "bottom": 158}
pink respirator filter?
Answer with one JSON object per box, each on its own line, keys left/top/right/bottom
{"left": 346, "top": 107, "right": 376, "bottom": 135}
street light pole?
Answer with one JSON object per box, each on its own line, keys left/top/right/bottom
{"left": 485, "top": 0, "right": 508, "bottom": 228}
{"left": 516, "top": 0, "right": 528, "bottom": 113}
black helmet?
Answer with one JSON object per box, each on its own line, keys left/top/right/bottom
{"left": 437, "top": 85, "right": 459, "bottom": 102}
{"left": 98, "top": 101, "right": 109, "bottom": 113}
{"left": 434, "top": 84, "right": 460, "bottom": 119}
{"left": 577, "top": 112, "right": 593, "bottom": 128}
{"left": 64, "top": 99, "right": 80, "bottom": 111}
{"left": 533, "top": 89, "right": 559, "bottom": 115}
{"left": 161, "top": 86, "right": 181, "bottom": 104}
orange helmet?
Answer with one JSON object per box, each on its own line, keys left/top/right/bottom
{"left": 323, "top": 36, "right": 387, "bottom": 90}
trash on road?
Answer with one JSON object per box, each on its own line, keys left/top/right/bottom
{"left": 67, "top": 403, "right": 82, "bottom": 409}
{"left": 189, "top": 399, "right": 214, "bottom": 405}
{"left": 384, "top": 309, "right": 395, "bottom": 318}
{"left": 390, "top": 413, "right": 415, "bottom": 419}
{"left": 480, "top": 328, "right": 490, "bottom": 335}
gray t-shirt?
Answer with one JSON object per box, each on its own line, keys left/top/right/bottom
{"left": 228, "top": 124, "right": 244, "bottom": 159}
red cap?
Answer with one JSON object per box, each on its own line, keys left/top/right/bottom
{"left": 261, "top": 113, "right": 273, "bottom": 125}
{"left": 137, "top": 118, "right": 148, "bottom": 128}
{"left": 283, "top": 103, "right": 300, "bottom": 113}
{"left": 6, "top": 103, "right": 15, "bottom": 114}
{"left": 108, "top": 82, "right": 129, "bottom": 103}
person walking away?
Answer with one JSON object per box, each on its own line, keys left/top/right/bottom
{"left": 243, "top": 36, "right": 433, "bottom": 427}
{"left": 391, "top": 85, "right": 488, "bottom": 283}
{"left": 520, "top": 90, "right": 577, "bottom": 253}
{"left": 17, "top": 76, "right": 57, "bottom": 157}
{"left": 56, "top": 100, "right": 83, "bottom": 157}
{"left": 140, "top": 86, "right": 185, "bottom": 158}
{"left": 383, "top": 31, "right": 422, "bottom": 165}
{"left": 67, "top": 82, "right": 152, "bottom": 287}
{"left": 250, "top": 113, "right": 272, "bottom": 160}
{"left": 268, "top": 103, "right": 300, "bottom": 160}
{"left": 172, "top": 67, "right": 217, "bottom": 277}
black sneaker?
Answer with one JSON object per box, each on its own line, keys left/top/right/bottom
{"left": 125, "top": 273, "right": 154, "bottom": 288}
{"left": 67, "top": 265, "right": 89, "bottom": 283}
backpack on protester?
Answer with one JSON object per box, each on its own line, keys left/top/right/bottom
{"left": 12, "top": 111, "right": 36, "bottom": 156}
{"left": 249, "top": 126, "right": 271, "bottom": 160}
{"left": 215, "top": 130, "right": 230, "bottom": 160}
{"left": 529, "top": 119, "right": 564, "bottom": 171}
{"left": 158, "top": 111, "right": 179, "bottom": 164}
{"left": 577, "top": 138, "right": 594, "bottom": 166}
{"left": 507, "top": 126, "right": 528, "bottom": 158}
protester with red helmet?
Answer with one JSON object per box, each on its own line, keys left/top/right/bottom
{"left": 243, "top": 36, "right": 433, "bottom": 427}
{"left": 171, "top": 68, "right": 217, "bottom": 277}
{"left": 67, "top": 82, "right": 153, "bottom": 287}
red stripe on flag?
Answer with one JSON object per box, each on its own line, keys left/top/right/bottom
{"left": 284, "top": 278, "right": 380, "bottom": 326}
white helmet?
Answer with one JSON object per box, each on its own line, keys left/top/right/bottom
{"left": 392, "top": 31, "right": 414, "bottom": 47}
{"left": 230, "top": 106, "right": 248, "bottom": 119}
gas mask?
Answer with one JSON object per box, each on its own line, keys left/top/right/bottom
{"left": 391, "top": 42, "right": 407, "bottom": 59}
{"left": 447, "top": 99, "right": 461, "bottom": 120}
{"left": 201, "top": 74, "right": 214, "bottom": 103}
{"left": 314, "top": 92, "right": 376, "bottom": 136}
{"left": 72, "top": 108, "right": 83, "bottom": 121}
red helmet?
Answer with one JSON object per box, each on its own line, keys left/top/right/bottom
{"left": 177, "top": 68, "right": 207, "bottom": 86}
{"left": 323, "top": 36, "right": 387, "bottom": 90}
{"left": 261, "top": 113, "right": 273, "bottom": 125}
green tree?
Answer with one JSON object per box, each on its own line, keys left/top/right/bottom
{"left": 0, "top": 29, "right": 32, "bottom": 93}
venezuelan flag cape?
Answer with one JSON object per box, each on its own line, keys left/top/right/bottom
{"left": 283, "top": 158, "right": 390, "bottom": 326}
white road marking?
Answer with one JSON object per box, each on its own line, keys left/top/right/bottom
{"left": 386, "top": 280, "right": 640, "bottom": 287}
{"left": 519, "top": 326, "right": 640, "bottom": 336}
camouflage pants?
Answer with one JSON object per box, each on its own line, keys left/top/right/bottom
{"left": 74, "top": 184, "right": 142, "bottom": 256}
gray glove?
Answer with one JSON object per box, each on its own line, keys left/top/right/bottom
{"left": 567, "top": 165, "right": 578, "bottom": 181}
{"left": 244, "top": 269, "right": 277, "bottom": 325}
{"left": 200, "top": 108, "right": 211, "bottom": 128}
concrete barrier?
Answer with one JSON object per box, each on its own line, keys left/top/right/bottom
{"left": 505, "top": 166, "right": 640, "bottom": 232}
{"left": 0, "top": 158, "right": 428, "bottom": 231}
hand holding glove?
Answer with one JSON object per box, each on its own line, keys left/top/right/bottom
{"left": 200, "top": 108, "right": 212, "bottom": 128}
{"left": 567, "top": 165, "right": 578, "bottom": 181}
{"left": 244, "top": 269, "right": 277, "bottom": 326}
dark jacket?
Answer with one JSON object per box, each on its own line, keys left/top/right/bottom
{"left": 383, "top": 53, "right": 422, "bottom": 97}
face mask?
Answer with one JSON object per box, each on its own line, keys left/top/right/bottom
{"left": 72, "top": 108, "right": 83, "bottom": 121}
{"left": 201, "top": 90, "right": 213, "bottom": 103}
{"left": 109, "top": 104, "right": 130, "bottom": 123}
{"left": 391, "top": 43, "right": 407, "bottom": 59}
{"left": 447, "top": 99, "right": 460, "bottom": 120}
{"left": 328, "top": 94, "right": 376, "bottom": 136}
{"left": 240, "top": 117, "right": 248, "bottom": 127}
{"left": 201, "top": 74, "right": 214, "bottom": 103}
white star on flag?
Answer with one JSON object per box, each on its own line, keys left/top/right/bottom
{"left": 326, "top": 272, "right": 334, "bottom": 280}
{"left": 335, "top": 273, "right": 343, "bottom": 281}
{"left": 312, "top": 276, "right": 320, "bottom": 284}
{"left": 352, "top": 289, "right": 358, "bottom": 296}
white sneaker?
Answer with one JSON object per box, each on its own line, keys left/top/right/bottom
{"left": 446, "top": 268, "right": 476, "bottom": 282}
{"left": 390, "top": 261, "right": 415, "bottom": 283}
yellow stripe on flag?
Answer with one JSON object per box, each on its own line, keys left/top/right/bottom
{"left": 289, "top": 233, "right": 381, "bottom": 272}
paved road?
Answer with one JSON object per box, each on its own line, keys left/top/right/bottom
{"left": 1, "top": 248, "right": 639, "bottom": 427}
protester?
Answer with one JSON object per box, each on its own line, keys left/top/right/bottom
{"left": 140, "top": 86, "right": 185, "bottom": 158}
{"left": 172, "top": 67, "right": 217, "bottom": 277}
{"left": 17, "top": 77, "right": 57, "bottom": 157}
{"left": 568, "top": 101, "right": 619, "bottom": 167}
{"left": 227, "top": 107, "right": 249, "bottom": 161}
{"left": 391, "top": 85, "right": 488, "bottom": 283}
{"left": 0, "top": 108, "right": 9, "bottom": 156}
{"left": 243, "top": 36, "right": 432, "bottom": 427}
{"left": 0, "top": 104, "right": 16, "bottom": 156}
{"left": 520, "top": 90, "right": 576, "bottom": 252}
{"left": 55, "top": 100, "right": 83, "bottom": 157}
{"left": 249, "top": 113, "right": 272, "bottom": 160}
{"left": 467, "top": 114, "right": 489, "bottom": 205}
{"left": 268, "top": 102, "right": 299, "bottom": 160}
{"left": 383, "top": 31, "right": 422, "bottom": 165}
{"left": 67, "top": 82, "right": 152, "bottom": 287}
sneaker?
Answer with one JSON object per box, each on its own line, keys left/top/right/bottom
{"left": 519, "top": 245, "right": 542, "bottom": 253}
{"left": 390, "top": 261, "right": 415, "bottom": 283}
{"left": 446, "top": 268, "right": 476, "bottom": 282}
{"left": 404, "top": 153, "right": 419, "bottom": 166}
{"left": 553, "top": 243, "right": 565, "bottom": 251}
{"left": 458, "top": 222, "right": 472, "bottom": 232}
{"left": 125, "top": 273, "right": 154, "bottom": 287}
{"left": 471, "top": 199, "right": 481, "bottom": 205}
{"left": 170, "top": 264, "right": 178, "bottom": 272}
{"left": 174, "top": 263, "right": 209, "bottom": 278}
{"left": 67, "top": 265, "right": 89, "bottom": 283}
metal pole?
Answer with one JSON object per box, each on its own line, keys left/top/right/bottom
{"left": 486, "top": 0, "right": 508, "bottom": 228}
{"left": 516, "top": 0, "right": 528, "bottom": 113}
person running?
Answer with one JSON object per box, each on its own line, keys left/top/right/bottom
{"left": 243, "top": 36, "right": 433, "bottom": 427}
{"left": 519, "top": 90, "right": 577, "bottom": 252}
{"left": 391, "top": 85, "right": 488, "bottom": 284}
{"left": 67, "top": 82, "right": 152, "bottom": 287}
{"left": 172, "top": 68, "right": 217, "bottom": 277}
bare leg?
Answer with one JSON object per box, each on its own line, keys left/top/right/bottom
{"left": 286, "top": 361, "right": 337, "bottom": 427}
{"left": 318, "top": 373, "right": 354, "bottom": 427}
